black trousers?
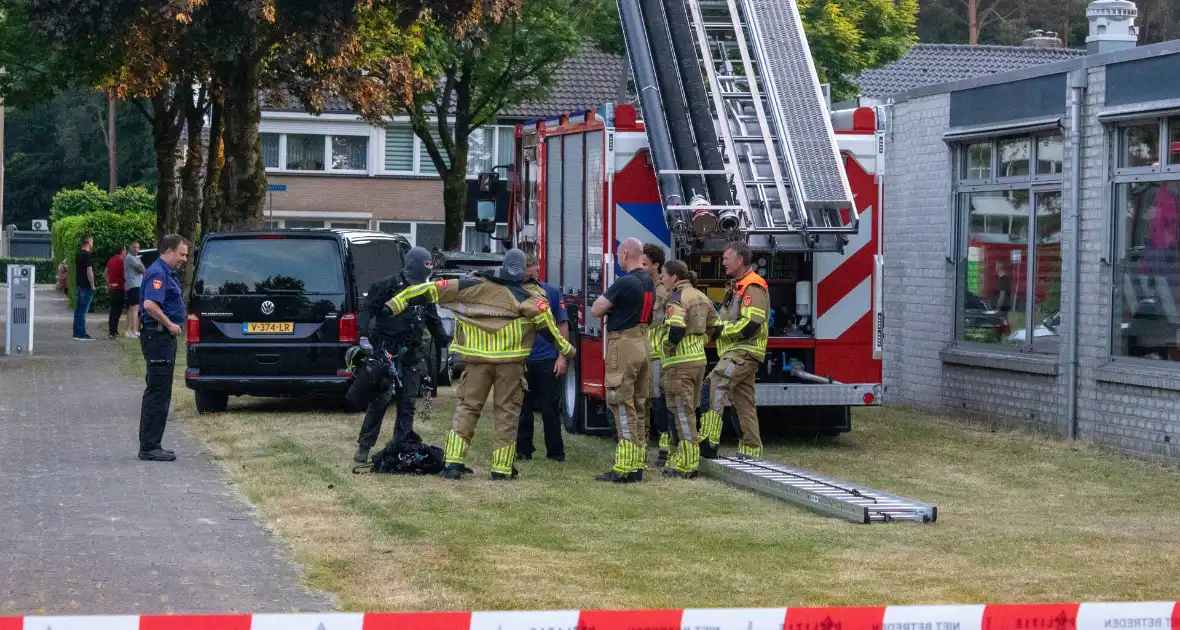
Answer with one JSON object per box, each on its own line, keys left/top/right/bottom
{"left": 138, "top": 328, "right": 176, "bottom": 452}
{"left": 357, "top": 354, "right": 424, "bottom": 448}
{"left": 108, "top": 289, "right": 125, "bottom": 336}
{"left": 517, "top": 358, "right": 564, "bottom": 458}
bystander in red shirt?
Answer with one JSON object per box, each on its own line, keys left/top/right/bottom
{"left": 106, "top": 253, "right": 125, "bottom": 291}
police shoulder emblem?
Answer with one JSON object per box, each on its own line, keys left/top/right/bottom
{"left": 152, "top": 279, "right": 163, "bottom": 290}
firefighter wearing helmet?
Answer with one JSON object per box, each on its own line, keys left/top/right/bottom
{"left": 657, "top": 259, "right": 717, "bottom": 477}
{"left": 383, "top": 248, "right": 574, "bottom": 480}
{"left": 590, "top": 237, "right": 655, "bottom": 483}
{"left": 701, "top": 241, "right": 769, "bottom": 459}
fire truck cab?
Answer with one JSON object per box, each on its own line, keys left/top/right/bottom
{"left": 486, "top": 102, "right": 886, "bottom": 437}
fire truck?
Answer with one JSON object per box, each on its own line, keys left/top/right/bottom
{"left": 477, "top": 0, "right": 887, "bottom": 437}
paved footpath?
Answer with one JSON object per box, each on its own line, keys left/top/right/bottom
{"left": 0, "top": 286, "right": 334, "bottom": 615}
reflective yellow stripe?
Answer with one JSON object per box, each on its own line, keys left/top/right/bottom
{"left": 661, "top": 333, "right": 707, "bottom": 367}
{"left": 452, "top": 319, "right": 532, "bottom": 359}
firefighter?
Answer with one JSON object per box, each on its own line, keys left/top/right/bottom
{"left": 589, "top": 237, "right": 655, "bottom": 483}
{"left": 640, "top": 243, "right": 672, "bottom": 467}
{"left": 658, "top": 260, "right": 716, "bottom": 478}
{"left": 384, "top": 249, "right": 574, "bottom": 480}
{"left": 353, "top": 246, "right": 450, "bottom": 464}
{"left": 700, "top": 241, "right": 769, "bottom": 459}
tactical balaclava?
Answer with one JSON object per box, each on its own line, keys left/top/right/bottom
{"left": 497, "top": 248, "right": 527, "bottom": 283}
{"left": 404, "top": 247, "right": 434, "bottom": 284}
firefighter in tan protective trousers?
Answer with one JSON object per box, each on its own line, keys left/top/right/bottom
{"left": 700, "top": 241, "right": 769, "bottom": 459}
{"left": 384, "top": 249, "right": 574, "bottom": 480}
{"left": 657, "top": 260, "right": 716, "bottom": 478}
{"left": 590, "top": 237, "right": 656, "bottom": 483}
{"left": 640, "top": 243, "right": 672, "bottom": 468}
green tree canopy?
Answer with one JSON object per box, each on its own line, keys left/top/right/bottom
{"left": 800, "top": 0, "right": 919, "bottom": 101}
{"left": 340, "top": 0, "right": 605, "bottom": 249}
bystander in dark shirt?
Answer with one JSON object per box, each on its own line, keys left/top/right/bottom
{"left": 75, "top": 250, "right": 93, "bottom": 289}
{"left": 603, "top": 268, "right": 654, "bottom": 332}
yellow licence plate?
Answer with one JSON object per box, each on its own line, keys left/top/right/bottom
{"left": 243, "top": 322, "right": 294, "bottom": 334}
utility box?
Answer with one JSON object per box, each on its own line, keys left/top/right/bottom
{"left": 6, "top": 264, "right": 35, "bottom": 355}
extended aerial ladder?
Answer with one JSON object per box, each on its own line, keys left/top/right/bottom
{"left": 614, "top": 0, "right": 936, "bottom": 522}
{"left": 618, "top": 0, "right": 859, "bottom": 253}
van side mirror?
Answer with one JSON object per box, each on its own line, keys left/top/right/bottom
{"left": 475, "top": 172, "right": 499, "bottom": 234}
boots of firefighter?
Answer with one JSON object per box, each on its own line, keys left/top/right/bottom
{"left": 441, "top": 463, "right": 465, "bottom": 480}
{"left": 491, "top": 466, "right": 520, "bottom": 480}
{"left": 595, "top": 469, "right": 644, "bottom": 483}
{"left": 656, "top": 432, "right": 670, "bottom": 467}
{"left": 699, "top": 409, "right": 722, "bottom": 458}
{"left": 354, "top": 445, "right": 371, "bottom": 464}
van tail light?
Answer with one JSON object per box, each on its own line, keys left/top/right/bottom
{"left": 186, "top": 314, "right": 201, "bottom": 344}
{"left": 339, "top": 312, "right": 358, "bottom": 344}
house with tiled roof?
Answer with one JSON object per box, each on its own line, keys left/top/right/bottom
{"left": 851, "top": 38, "right": 1089, "bottom": 101}
{"left": 257, "top": 44, "right": 626, "bottom": 250}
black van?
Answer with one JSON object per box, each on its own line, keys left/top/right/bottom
{"left": 184, "top": 229, "right": 410, "bottom": 413}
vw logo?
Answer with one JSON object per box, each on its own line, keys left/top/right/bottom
{"left": 260, "top": 300, "right": 275, "bottom": 315}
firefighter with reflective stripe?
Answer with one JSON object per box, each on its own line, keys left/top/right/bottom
{"left": 640, "top": 243, "right": 672, "bottom": 467}
{"left": 590, "top": 237, "right": 655, "bottom": 483}
{"left": 385, "top": 249, "right": 574, "bottom": 480}
{"left": 701, "top": 241, "right": 769, "bottom": 459}
{"left": 657, "top": 260, "right": 716, "bottom": 478}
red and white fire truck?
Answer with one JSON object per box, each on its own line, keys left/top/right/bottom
{"left": 496, "top": 102, "right": 886, "bottom": 436}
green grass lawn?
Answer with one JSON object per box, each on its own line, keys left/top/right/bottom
{"left": 119, "top": 341, "right": 1180, "bottom": 612}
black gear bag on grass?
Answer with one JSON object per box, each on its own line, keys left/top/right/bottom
{"left": 360, "top": 435, "right": 445, "bottom": 475}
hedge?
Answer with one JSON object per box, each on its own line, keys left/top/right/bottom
{"left": 49, "top": 183, "right": 156, "bottom": 222}
{"left": 0, "top": 257, "right": 57, "bottom": 284}
{"left": 53, "top": 211, "right": 156, "bottom": 309}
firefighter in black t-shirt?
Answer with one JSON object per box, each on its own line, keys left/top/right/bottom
{"left": 589, "top": 237, "right": 655, "bottom": 483}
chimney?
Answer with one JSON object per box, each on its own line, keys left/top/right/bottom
{"left": 1087, "top": 0, "right": 1139, "bottom": 54}
{"left": 1022, "top": 29, "right": 1064, "bottom": 48}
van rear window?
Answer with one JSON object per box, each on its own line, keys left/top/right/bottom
{"left": 194, "top": 238, "right": 345, "bottom": 295}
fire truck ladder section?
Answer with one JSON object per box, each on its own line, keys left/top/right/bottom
{"left": 682, "top": 0, "right": 859, "bottom": 251}
{"left": 701, "top": 456, "right": 938, "bottom": 524}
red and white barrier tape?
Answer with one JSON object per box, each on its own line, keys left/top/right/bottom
{"left": 1, "top": 602, "right": 1177, "bottom": 630}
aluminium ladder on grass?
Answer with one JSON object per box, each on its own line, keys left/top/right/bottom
{"left": 700, "top": 456, "right": 938, "bottom": 524}
{"left": 681, "top": 0, "right": 859, "bottom": 247}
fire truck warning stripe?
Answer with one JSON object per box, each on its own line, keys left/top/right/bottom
{"left": 814, "top": 205, "right": 873, "bottom": 286}
{"left": 4, "top": 602, "right": 1178, "bottom": 629}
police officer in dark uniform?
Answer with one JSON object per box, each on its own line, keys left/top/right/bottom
{"left": 354, "top": 246, "right": 451, "bottom": 463}
{"left": 137, "top": 234, "right": 189, "bottom": 462}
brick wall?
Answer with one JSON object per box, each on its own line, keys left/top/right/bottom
{"left": 883, "top": 63, "right": 1180, "bottom": 464}
{"left": 881, "top": 93, "right": 953, "bottom": 410}
{"left": 264, "top": 175, "right": 444, "bottom": 222}
{"left": 1072, "top": 66, "right": 1180, "bottom": 463}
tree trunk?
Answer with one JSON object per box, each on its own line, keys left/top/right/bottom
{"left": 151, "top": 93, "right": 183, "bottom": 241}
{"left": 968, "top": 0, "right": 980, "bottom": 44}
{"left": 442, "top": 170, "right": 468, "bottom": 251}
{"left": 202, "top": 88, "right": 225, "bottom": 235}
{"left": 178, "top": 89, "right": 206, "bottom": 246}
{"left": 218, "top": 56, "right": 266, "bottom": 230}
{"left": 108, "top": 94, "right": 118, "bottom": 192}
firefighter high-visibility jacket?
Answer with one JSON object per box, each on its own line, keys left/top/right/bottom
{"left": 648, "top": 283, "right": 670, "bottom": 360}
{"left": 660, "top": 279, "right": 717, "bottom": 368}
{"left": 714, "top": 270, "right": 770, "bottom": 361}
{"left": 386, "top": 273, "right": 574, "bottom": 364}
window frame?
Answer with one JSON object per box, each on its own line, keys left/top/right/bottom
{"left": 1107, "top": 114, "right": 1180, "bottom": 368}
{"left": 379, "top": 124, "right": 517, "bottom": 179}
{"left": 376, "top": 220, "right": 445, "bottom": 248}
{"left": 262, "top": 132, "right": 370, "bottom": 175}
{"left": 950, "top": 130, "right": 1066, "bottom": 354}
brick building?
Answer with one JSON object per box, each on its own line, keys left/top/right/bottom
{"left": 258, "top": 44, "right": 625, "bottom": 251}
{"left": 868, "top": 0, "right": 1180, "bottom": 463}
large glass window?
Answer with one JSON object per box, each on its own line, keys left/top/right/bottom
{"left": 286, "top": 134, "right": 324, "bottom": 171}
{"left": 262, "top": 133, "right": 280, "bottom": 169}
{"left": 954, "top": 131, "right": 1064, "bottom": 351}
{"left": 193, "top": 237, "right": 345, "bottom": 296}
{"left": 331, "top": 136, "right": 368, "bottom": 171}
{"left": 1111, "top": 115, "right": 1180, "bottom": 362}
